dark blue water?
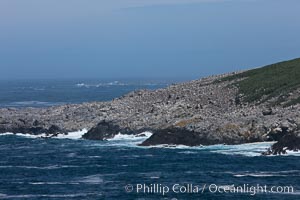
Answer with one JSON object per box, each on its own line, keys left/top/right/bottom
{"left": 0, "top": 135, "right": 299, "bottom": 199}
{"left": 0, "top": 79, "right": 172, "bottom": 107}
{"left": 0, "top": 79, "right": 299, "bottom": 199}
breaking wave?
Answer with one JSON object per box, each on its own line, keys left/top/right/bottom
{"left": 0, "top": 129, "right": 88, "bottom": 140}
{"left": 1, "top": 131, "right": 299, "bottom": 157}
{"left": 76, "top": 81, "right": 128, "bottom": 88}
{"left": 147, "top": 142, "right": 277, "bottom": 157}
{"left": 75, "top": 81, "right": 166, "bottom": 88}
{"left": 107, "top": 132, "right": 152, "bottom": 141}
{"left": 233, "top": 170, "right": 300, "bottom": 178}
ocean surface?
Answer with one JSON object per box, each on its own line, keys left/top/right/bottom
{"left": 0, "top": 79, "right": 172, "bottom": 107}
{"left": 0, "top": 79, "right": 299, "bottom": 200}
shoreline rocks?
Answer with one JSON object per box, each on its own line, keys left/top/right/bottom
{"left": 0, "top": 71, "right": 300, "bottom": 155}
{"left": 139, "top": 127, "right": 212, "bottom": 147}
{"left": 82, "top": 120, "right": 132, "bottom": 140}
{"left": 0, "top": 122, "right": 66, "bottom": 137}
{"left": 262, "top": 133, "right": 300, "bottom": 155}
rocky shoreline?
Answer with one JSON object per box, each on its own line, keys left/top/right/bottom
{"left": 1, "top": 69, "right": 300, "bottom": 155}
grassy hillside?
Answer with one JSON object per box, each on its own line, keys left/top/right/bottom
{"left": 220, "top": 58, "right": 300, "bottom": 106}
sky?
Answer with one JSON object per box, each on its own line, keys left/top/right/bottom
{"left": 0, "top": 0, "right": 300, "bottom": 80}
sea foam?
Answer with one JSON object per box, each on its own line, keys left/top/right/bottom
{"left": 107, "top": 132, "right": 152, "bottom": 141}
{"left": 1, "top": 131, "right": 299, "bottom": 157}
{"left": 0, "top": 129, "right": 88, "bottom": 140}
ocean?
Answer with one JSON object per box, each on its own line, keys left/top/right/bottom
{"left": 0, "top": 79, "right": 171, "bottom": 107}
{"left": 0, "top": 79, "right": 299, "bottom": 199}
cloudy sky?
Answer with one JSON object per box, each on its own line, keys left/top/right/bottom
{"left": 0, "top": 0, "right": 300, "bottom": 80}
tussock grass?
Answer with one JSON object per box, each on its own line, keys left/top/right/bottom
{"left": 220, "top": 58, "right": 300, "bottom": 105}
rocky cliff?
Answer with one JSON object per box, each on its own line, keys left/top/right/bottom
{"left": 1, "top": 58, "right": 300, "bottom": 154}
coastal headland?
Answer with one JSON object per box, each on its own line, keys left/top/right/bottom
{"left": 1, "top": 58, "right": 300, "bottom": 155}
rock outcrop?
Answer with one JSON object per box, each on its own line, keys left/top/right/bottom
{"left": 263, "top": 133, "right": 300, "bottom": 155}
{"left": 139, "top": 127, "right": 212, "bottom": 146}
{"left": 0, "top": 58, "right": 300, "bottom": 155}
{"left": 82, "top": 120, "right": 132, "bottom": 140}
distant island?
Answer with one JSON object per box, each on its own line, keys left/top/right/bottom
{"left": 1, "top": 58, "right": 300, "bottom": 155}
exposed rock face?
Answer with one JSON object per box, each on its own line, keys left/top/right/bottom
{"left": 263, "top": 133, "right": 300, "bottom": 155}
{"left": 139, "top": 127, "right": 212, "bottom": 146}
{"left": 82, "top": 120, "right": 132, "bottom": 140}
{"left": 260, "top": 119, "right": 300, "bottom": 155}
{"left": 0, "top": 119, "right": 65, "bottom": 136}
{"left": 0, "top": 72, "right": 300, "bottom": 148}
{"left": 48, "top": 125, "right": 63, "bottom": 135}
{"left": 266, "top": 120, "right": 298, "bottom": 141}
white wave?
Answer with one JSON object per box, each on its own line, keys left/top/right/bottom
{"left": 28, "top": 182, "right": 71, "bottom": 185}
{"left": 107, "top": 131, "right": 152, "bottom": 141}
{"left": 0, "top": 165, "right": 80, "bottom": 169}
{"left": 283, "top": 150, "right": 300, "bottom": 156}
{"left": 139, "top": 172, "right": 161, "bottom": 180}
{"left": 0, "top": 193, "right": 7, "bottom": 197}
{"left": 204, "top": 142, "right": 299, "bottom": 157}
{"left": 233, "top": 170, "right": 300, "bottom": 178}
{"left": 204, "top": 142, "right": 275, "bottom": 157}
{"left": 2, "top": 129, "right": 297, "bottom": 157}
{"left": 0, "top": 129, "right": 87, "bottom": 140}
{"left": 178, "top": 151, "right": 198, "bottom": 154}
{"left": 75, "top": 81, "right": 166, "bottom": 88}
{"left": 76, "top": 81, "right": 128, "bottom": 88}
{"left": 83, "top": 132, "right": 153, "bottom": 148}
{"left": 55, "top": 129, "right": 88, "bottom": 139}
{"left": 88, "top": 156, "right": 102, "bottom": 158}
{"left": 0, "top": 133, "right": 16, "bottom": 136}
{"left": 234, "top": 174, "right": 288, "bottom": 178}
{"left": 107, "top": 81, "right": 126, "bottom": 86}
{"left": 76, "top": 83, "right": 86, "bottom": 87}
{"left": 0, "top": 132, "right": 48, "bottom": 138}
{"left": 146, "top": 144, "right": 191, "bottom": 149}
{"left": 16, "top": 133, "right": 48, "bottom": 138}
{"left": 0, "top": 132, "right": 35, "bottom": 138}
{"left": 143, "top": 142, "right": 275, "bottom": 157}
{"left": 76, "top": 174, "right": 103, "bottom": 184}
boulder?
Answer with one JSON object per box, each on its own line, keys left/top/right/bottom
{"left": 139, "top": 127, "right": 212, "bottom": 146}
{"left": 47, "top": 125, "right": 62, "bottom": 135}
{"left": 266, "top": 120, "right": 297, "bottom": 141}
{"left": 82, "top": 120, "right": 132, "bottom": 140}
{"left": 262, "top": 108, "right": 273, "bottom": 116}
{"left": 0, "top": 124, "right": 47, "bottom": 135}
{"left": 262, "top": 133, "right": 300, "bottom": 155}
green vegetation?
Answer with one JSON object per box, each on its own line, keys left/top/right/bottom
{"left": 220, "top": 58, "right": 300, "bottom": 105}
{"left": 284, "top": 96, "right": 300, "bottom": 107}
